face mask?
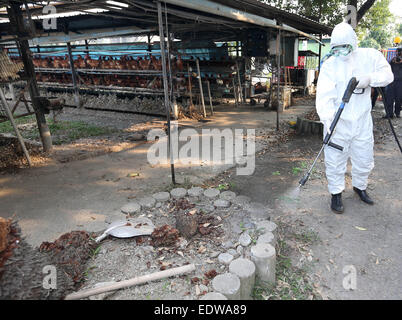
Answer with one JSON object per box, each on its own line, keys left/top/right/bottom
{"left": 330, "top": 44, "right": 353, "bottom": 57}
{"left": 320, "top": 44, "right": 354, "bottom": 67}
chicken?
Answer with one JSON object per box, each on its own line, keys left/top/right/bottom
{"left": 85, "top": 54, "right": 99, "bottom": 69}
{"left": 60, "top": 55, "right": 70, "bottom": 69}
{"left": 115, "top": 56, "right": 127, "bottom": 70}
{"left": 92, "top": 76, "right": 103, "bottom": 86}
{"left": 175, "top": 54, "right": 183, "bottom": 71}
{"left": 150, "top": 55, "right": 162, "bottom": 70}
{"left": 126, "top": 57, "right": 138, "bottom": 70}
{"left": 74, "top": 55, "right": 86, "bottom": 69}
{"left": 138, "top": 56, "right": 151, "bottom": 70}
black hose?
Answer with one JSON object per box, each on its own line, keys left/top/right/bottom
{"left": 377, "top": 87, "right": 402, "bottom": 153}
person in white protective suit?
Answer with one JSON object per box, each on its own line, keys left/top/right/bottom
{"left": 316, "top": 22, "right": 394, "bottom": 214}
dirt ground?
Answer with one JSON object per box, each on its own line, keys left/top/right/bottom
{"left": 1, "top": 93, "right": 400, "bottom": 300}
{"left": 221, "top": 102, "right": 402, "bottom": 300}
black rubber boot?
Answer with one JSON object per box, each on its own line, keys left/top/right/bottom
{"left": 353, "top": 187, "right": 374, "bottom": 205}
{"left": 331, "top": 193, "right": 344, "bottom": 214}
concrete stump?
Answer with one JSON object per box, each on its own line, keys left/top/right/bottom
{"left": 188, "top": 187, "right": 204, "bottom": 197}
{"left": 218, "top": 252, "right": 234, "bottom": 265}
{"left": 214, "top": 199, "right": 231, "bottom": 208}
{"left": 152, "top": 192, "right": 170, "bottom": 202}
{"left": 204, "top": 188, "right": 220, "bottom": 199}
{"left": 200, "top": 292, "right": 228, "bottom": 300}
{"left": 138, "top": 196, "right": 156, "bottom": 209}
{"left": 257, "top": 232, "right": 276, "bottom": 247}
{"left": 250, "top": 243, "right": 276, "bottom": 286}
{"left": 170, "top": 188, "right": 187, "bottom": 199}
{"left": 212, "top": 273, "right": 241, "bottom": 300}
{"left": 256, "top": 220, "right": 278, "bottom": 237}
{"left": 239, "top": 232, "right": 251, "bottom": 247}
{"left": 220, "top": 191, "right": 236, "bottom": 201}
{"left": 120, "top": 202, "right": 141, "bottom": 215}
{"left": 229, "top": 258, "right": 256, "bottom": 300}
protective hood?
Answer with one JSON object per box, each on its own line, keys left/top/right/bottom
{"left": 330, "top": 22, "right": 358, "bottom": 51}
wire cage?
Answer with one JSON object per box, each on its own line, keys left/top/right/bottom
{"left": 0, "top": 51, "right": 24, "bottom": 83}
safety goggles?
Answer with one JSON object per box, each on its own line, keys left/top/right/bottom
{"left": 330, "top": 44, "right": 353, "bottom": 57}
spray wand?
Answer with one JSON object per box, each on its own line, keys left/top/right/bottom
{"left": 299, "top": 77, "right": 359, "bottom": 187}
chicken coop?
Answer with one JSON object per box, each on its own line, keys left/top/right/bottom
{"left": 0, "top": 0, "right": 331, "bottom": 156}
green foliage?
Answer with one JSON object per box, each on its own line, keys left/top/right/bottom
{"left": 357, "top": 0, "right": 394, "bottom": 48}
{"left": 359, "top": 37, "right": 381, "bottom": 49}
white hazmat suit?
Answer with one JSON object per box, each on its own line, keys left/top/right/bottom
{"left": 316, "top": 23, "right": 394, "bottom": 195}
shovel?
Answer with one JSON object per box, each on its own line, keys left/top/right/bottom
{"left": 95, "top": 218, "right": 155, "bottom": 243}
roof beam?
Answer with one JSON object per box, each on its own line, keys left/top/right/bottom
{"left": 161, "top": 0, "right": 323, "bottom": 44}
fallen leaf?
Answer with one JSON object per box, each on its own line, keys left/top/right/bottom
{"left": 127, "top": 172, "right": 140, "bottom": 177}
{"left": 177, "top": 251, "right": 184, "bottom": 258}
{"left": 355, "top": 226, "right": 367, "bottom": 231}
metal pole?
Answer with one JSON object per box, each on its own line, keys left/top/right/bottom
{"left": 232, "top": 78, "right": 239, "bottom": 108}
{"left": 0, "top": 86, "right": 32, "bottom": 166}
{"left": 187, "top": 63, "right": 193, "bottom": 107}
{"left": 157, "top": 1, "right": 176, "bottom": 184}
{"left": 196, "top": 58, "right": 207, "bottom": 117}
{"left": 206, "top": 80, "right": 214, "bottom": 115}
{"left": 318, "top": 34, "right": 322, "bottom": 73}
{"left": 236, "top": 61, "right": 244, "bottom": 103}
{"left": 67, "top": 42, "right": 81, "bottom": 108}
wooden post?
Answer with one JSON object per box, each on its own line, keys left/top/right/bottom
{"left": 236, "top": 61, "right": 244, "bottom": 103}
{"left": 67, "top": 42, "right": 81, "bottom": 108}
{"left": 0, "top": 87, "right": 32, "bottom": 166}
{"left": 8, "top": 83, "right": 16, "bottom": 102}
{"left": 318, "top": 34, "right": 322, "bottom": 73}
{"left": 187, "top": 63, "right": 193, "bottom": 107}
{"left": 206, "top": 80, "right": 214, "bottom": 115}
{"left": 196, "top": 58, "right": 206, "bottom": 117}
{"left": 7, "top": 2, "right": 52, "bottom": 152}
{"left": 276, "top": 29, "right": 281, "bottom": 131}
{"left": 157, "top": 1, "right": 175, "bottom": 184}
